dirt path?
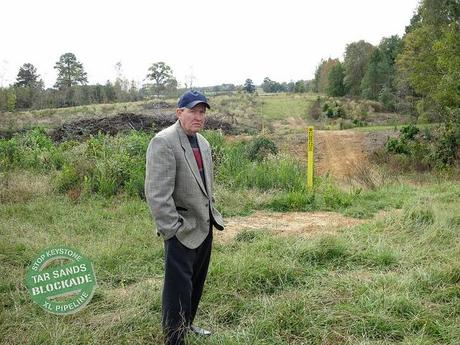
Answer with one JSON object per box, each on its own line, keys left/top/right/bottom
{"left": 215, "top": 211, "right": 365, "bottom": 243}
{"left": 315, "top": 130, "right": 367, "bottom": 178}
{"left": 278, "top": 128, "right": 396, "bottom": 181}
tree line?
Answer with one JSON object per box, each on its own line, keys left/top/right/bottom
{"left": 313, "top": 36, "right": 401, "bottom": 110}
{"left": 0, "top": 54, "right": 180, "bottom": 111}
{"left": 312, "top": 0, "right": 459, "bottom": 126}
{"left": 0, "top": 53, "right": 256, "bottom": 111}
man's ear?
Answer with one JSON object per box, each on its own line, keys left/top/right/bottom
{"left": 176, "top": 108, "right": 182, "bottom": 119}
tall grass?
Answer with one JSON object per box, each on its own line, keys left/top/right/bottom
{"left": 1, "top": 180, "right": 459, "bottom": 344}
{"left": 0, "top": 128, "right": 415, "bottom": 220}
{"left": 0, "top": 128, "right": 150, "bottom": 198}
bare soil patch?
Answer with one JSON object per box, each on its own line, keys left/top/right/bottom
{"left": 215, "top": 211, "right": 365, "bottom": 243}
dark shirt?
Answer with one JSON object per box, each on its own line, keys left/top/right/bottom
{"left": 187, "top": 134, "right": 206, "bottom": 188}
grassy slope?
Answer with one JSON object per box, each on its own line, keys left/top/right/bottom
{"left": 1, "top": 92, "right": 416, "bottom": 135}
{"left": 259, "top": 93, "right": 316, "bottom": 121}
{"left": 1, "top": 180, "right": 459, "bottom": 344}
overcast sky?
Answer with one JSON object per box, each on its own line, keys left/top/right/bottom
{"left": 1, "top": 0, "right": 420, "bottom": 88}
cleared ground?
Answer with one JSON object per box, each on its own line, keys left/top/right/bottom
{"left": 217, "top": 210, "right": 365, "bottom": 243}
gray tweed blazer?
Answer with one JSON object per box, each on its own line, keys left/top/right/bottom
{"left": 145, "top": 120, "right": 224, "bottom": 249}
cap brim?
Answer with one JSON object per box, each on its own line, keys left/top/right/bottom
{"left": 184, "top": 100, "right": 210, "bottom": 109}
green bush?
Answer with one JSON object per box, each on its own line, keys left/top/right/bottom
{"left": 202, "top": 130, "right": 226, "bottom": 167}
{"left": 81, "top": 132, "right": 150, "bottom": 197}
{"left": 124, "top": 164, "right": 146, "bottom": 198}
{"left": 0, "top": 127, "right": 64, "bottom": 172}
{"left": 386, "top": 125, "right": 420, "bottom": 156}
{"left": 246, "top": 136, "right": 278, "bottom": 162}
{"left": 352, "top": 119, "right": 367, "bottom": 127}
{"left": 43, "top": 131, "right": 150, "bottom": 197}
{"left": 385, "top": 139, "right": 406, "bottom": 155}
{"left": 55, "top": 163, "right": 80, "bottom": 192}
{"left": 0, "top": 137, "right": 20, "bottom": 168}
{"left": 385, "top": 123, "right": 459, "bottom": 170}
{"left": 215, "top": 138, "right": 304, "bottom": 193}
{"left": 431, "top": 125, "right": 459, "bottom": 167}
{"left": 323, "top": 101, "right": 345, "bottom": 119}
{"left": 234, "top": 155, "right": 305, "bottom": 192}
{"left": 400, "top": 124, "right": 420, "bottom": 140}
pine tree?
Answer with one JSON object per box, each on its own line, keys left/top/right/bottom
{"left": 15, "top": 63, "right": 40, "bottom": 88}
{"left": 54, "top": 53, "right": 88, "bottom": 89}
{"left": 243, "top": 79, "right": 256, "bottom": 93}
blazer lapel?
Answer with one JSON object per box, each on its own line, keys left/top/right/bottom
{"left": 175, "top": 121, "right": 208, "bottom": 197}
{"left": 198, "top": 135, "right": 213, "bottom": 196}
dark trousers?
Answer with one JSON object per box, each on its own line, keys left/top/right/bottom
{"left": 162, "top": 230, "right": 212, "bottom": 345}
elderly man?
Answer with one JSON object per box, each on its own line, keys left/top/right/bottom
{"left": 145, "top": 90, "right": 224, "bottom": 345}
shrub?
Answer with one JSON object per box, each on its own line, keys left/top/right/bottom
{"left": 0, "top": 137, "right": 20, "bottom": 168}
{"left": 246, "top": 136, "right": 278, "bottom": 162}
{"left": 400, "top": 124, "right": 420, "bottom": 140}
{"left": 52, "top": 131, "right": 150, "bottom": 198}
{"left": 364, "top": 100, "right": 384, "bottom": 113}
{"left": 386, "top": 138, "right": 410, "bottom": 154}
{"left": 352, "top": 119, "right": 367, "bottom": 127}
{"left": 83, "top": 132, "right": 149, "bottom": 197}
{"left": 386, "top": 124, "right": 419, "bottom": 155}
{"left": 124, "top": 164, "right": 146, "bottom": 198}
{"left": 0, "top": 128, "right": 64, "bottom": 172}
{"left": 385, "top": 123, "right": 459, "bottom": 171}
{"left": 55, "top": 163, "right": 80, "bottom": 192}
{"left": 323, "top": 101, "right": 345, "bottom": 119}
{"left": 431, "top": 125, "right": 459, "bottom": 167}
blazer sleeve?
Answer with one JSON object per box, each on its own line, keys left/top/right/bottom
{"left": 145, "top": 136, "right": 182, "bottom": 240}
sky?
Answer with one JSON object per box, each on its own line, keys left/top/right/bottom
{"left": 0, "top": 0, "right": 420, "bottom": 88}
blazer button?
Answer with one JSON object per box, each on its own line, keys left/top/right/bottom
{"left": 206, "top": 219, "right": 210, "bottom": 224}
{"left": 205, "top": 203, "right": 209, "bottom": 207}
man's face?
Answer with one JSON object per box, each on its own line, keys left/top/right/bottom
{"left": 176, "top": 103, "right": 206, "bottom": 135}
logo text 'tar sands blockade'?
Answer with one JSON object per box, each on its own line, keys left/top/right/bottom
{"left": 26, "top": 246, "right": 97, "bottom": 315}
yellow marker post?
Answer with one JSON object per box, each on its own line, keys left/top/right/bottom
{"left": 307, "top": 126, "right": 314, "bottom": 189}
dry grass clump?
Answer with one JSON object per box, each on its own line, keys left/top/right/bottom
{"left": 0, "top": 172, "right": 52, "bottom": 203}
{"left": 344, "top": 161, "right": 394, "bottom": 190}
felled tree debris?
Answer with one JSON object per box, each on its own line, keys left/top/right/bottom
{"left": 50, "top": 112, "right": 236, "bottom": 142}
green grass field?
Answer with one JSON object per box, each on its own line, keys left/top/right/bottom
{"left": 259, "top": 93, "right": 316, "bottom": 121}
{"left": 1, "top": 93, "right": 459, "bottom": 344}
{"left": 1, "top": 178, "right": 459, "bottom": 344}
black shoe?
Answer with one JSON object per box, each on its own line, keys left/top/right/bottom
{"left": 190, "top": 325, "right": 212, "bottom": 336}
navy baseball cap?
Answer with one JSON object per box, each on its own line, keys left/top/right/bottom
{"left": 178, "top": 90, "right": 210, "bottom": 109}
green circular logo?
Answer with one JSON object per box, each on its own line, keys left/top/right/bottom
{"left": 26, "top": 246, "right": 97, "bottom": 315}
